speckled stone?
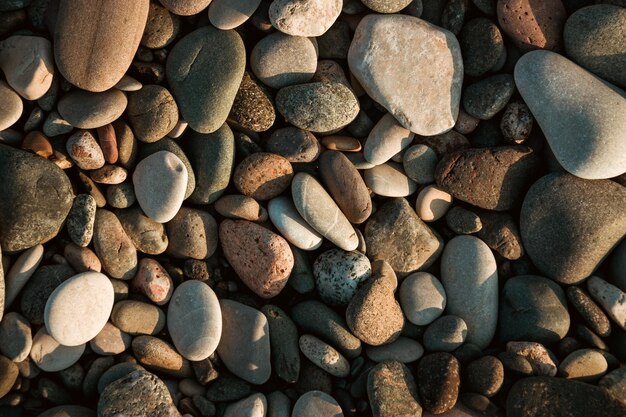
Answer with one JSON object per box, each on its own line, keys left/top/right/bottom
{"left": 299, "top": 334, "right": 349, "bottom": 377}
{"left": 234, "top": 152, "right": 293, "bottom": 201}
{"left": 116, "top": 207, "right": 168, "bottom": 255}
{"left": 132, "top": 335, "right": 193, "bottom": 378}
{"left": 459, "top": 18, "right": 504, "bottom": 77}
{"left": 559, "top": 349, "right": 607, "bottom": 381}
{"left": 313, "top": 249, "right": 371, "bottom": 306}
{"left": 417, "top": 353, "right": 460, "bottom": 414}
{"left": 462, "top": 74, "right": 515, "bottom": 120}
{"left": 587, "top": 276, "right": 626, "bottom": 331}
{"left": 93, "top": 209, "right": 137, "bottom": 280}
{"left": 228, "top": 72, "right": 275, "bottom": 132}
{"left": 66, "top": 194, "right": 96, "bottom": 247}
{"left": 367, "top": 360, "right": 422, "bottom": 417}
{"left": 111, "top": 300, "right": 165, "bottom": 335}
{"left": 166, "top": 207, "right": 218, "bottom": 260}
{"left": 141, "top": 2, "right": 179, "bottom": 48}
{"left": 506, "top": 341, "right": 558, "bottom": 377}
{"left": 567, "top": 286, "right": 611, "bottom": 338}
{"left": 269, "top": 0, "right": 342, "bottom": 37}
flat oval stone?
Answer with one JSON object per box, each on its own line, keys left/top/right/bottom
{"left": 3, "top": 244, "right": 44, "bottom": 310}
{"left": 364, "top": 113, "right": 414, "bottom": 165}
{"left": 233, "top": 152, "right": 293, "bottom": 200}
{"left": 417, "top": 353, "right": 460, "bottom": 414}
{"left": 520, "top": 173, "right": 626, "bottom": 284}
{"left": 507, "top": 376, "right": 626, "bottom": 417}
{"left": 168, "top": 280, "right": 222, "bottom": 361}
{"left": 0, "top": 312, "right": 31, "bottom": 362}
{"left": 44, "top": 271, "right": 114, "bottom": 346}
{"left": 209, "top": 0, "right": 261, "bottom": 30}
{"left": 499, "top": 275, "right": 570, "bottom": 344}
{"left": 133, "top": 151, "right": 187, "bottom": 223}
{"left": 250, "top": 32, "right": 318, "bottom": 89}
{"left": 365, "top": 337, "right": 424, "bottom": 363}
{"left": 276, "top": 82, "right": 359, "bottom": 133}
{"left": 220, "top": 219, "right": 293, "bottom": 298}
{"left": 441, "top": 235, "right": 498, "bottom": 349}
{"left": 166, "top": 26, "right": 245, "bottom": 134}
{"left": 587, "top": 276, "right": 626, "bottom": 331}
{"left": 515, "top": 50, "right": 626, "bottom": 179}
{"left": 268, "top": 196, "right": 323, "bottom": 251}
{"left": 435, "top": 146, "right": 540, "bottom": 211}
{"left": 0, "top": 145, "right": 73, "bottom": 252}
{"left": 462, "top": 74, "right": 516, "bottom": 120}
{"left": 291, "top": 172, "right": 359, "bottom": 251}
{"left": 30, "top": 328, "right": 85, "bottom": 372}
{"left": 126, "top": 85, "right": 178, "bottom": 143}
{"left": 216, "top": 194, "right": 268, "bottom": 222}
{"left": 89, "top": 322, "right": 131, "bottom": 356}
{"left": 313, "top": 249, "right": 371, "bottom": 306}
{"left": 497, "top": 0, "right": 566, "bottom": 52}
{"left": 364, "top": 162, "right": 417, "bottom": 197}
{"left": 132, "top": 336, "right": 193, "bottom": 378}
{"left": 159, "top": 0, "right": 211, "bottom": 15}
{"left": 399, "top": 272, "right": 446, "bottom": 326}
{"left": 348, "top": 14, "right": 463, "bottom": 135}
{"left": 0, "top": 35, "right": 54, "bottom": 100}
{"left": 299, "top": 334, "right": 349, "bottom": 377}
{"left": 111, "top": 300, "right": 165, "bottom": 335}
{"left": 166, "top": 207, "right": 218, "bottom": 259}
{"left": 0, "top": 81, "right": 22, "bottom": 131}
{"left": 58, "top": 89, "right": 127, "bottom": 129}
{"left": 54, "top": 0, "right": 149, "bottom": 92}
{"left": 266, "top": 127, "right": 321, "bottom": 163}
{"left": 567, "top": 286, "right": 611, "bottom": 337}
{"left": 559, "top": 349, "right": 607, "bottom": 381}
{"left": 319, "top": 150, "right": 372, "bottom": 224}
{"left": 269, "top": 0, "right": 342, "bottom": 37}
{"left": 217, "top": 300, "right": 271, "bottom": 384}
{"left": 93, "top": 209, "right": 137, "bottom": 280}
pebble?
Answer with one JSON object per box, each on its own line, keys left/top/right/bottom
{"left": 364, "top": 113, "right": 414, "bottom": 165}
{"left": 441, "top": 235, "right": 498, "bottom": 349}
{"left": 0, "top": 35, "right": 54, "bottom": 100}
{"left": 515, "top": 50, "right": 626, "bottom": 179}
{"left": 587, "top": 276, "right": 626, "bottom": 331}
{"left": 435, "top": 146, "right": 540, "bottom": 211}
{"left": 107, "top": 184, "right": 136, "bottom": 209}
{"left": 458, "top": 18, "right": 504, "bottom": 77}
{"left": 261, "top": 304, "right": 300, "bottom": 383}
{"left": 234, "top": 152, "right": 293, "bottom": 200}
{"left": 399, "top": 272, "right": 446, "bottom": 326}
{"left": 217, "top": 300, "right": 271, "bottom": 384}
{"left": 133, "top": 151, "right": 187, "bottom": 223}
{"left": 216, "top": 194, "right": 267, "bottom": 222}
{"left": 499, "top": 275, "right": 570, "bottom": 344}
{"left": 475, "top": 210, "right": 524, "bottom": 260}
{"left": 30, "top": 328, "right": 85, "bottom": 372}
{"left": 0, "top": 312, "right": 31, "bottom": 362}
{"left": 183, "top": 125, "right": 234, "bottom": 204}
{"left": 90, "top": 165, "right": 128, "bottom": 185}
{"left": 559, "top": 349, "right": 607, "bottom": 381}
{"left": 266, "top": 127, "right": 321, "bottom": 163}
{"left": 423, "top": 315, "right": 468, "bottom": 352}
{"left": 141, "top": 2, "right": 179, "bottom": 48}
{"left": 117, "top": 207, "right": 168, "bottom": 255}
{"left": 462, "top": 74, "right": 515, "bottom": 120}
{"left": 446, "top": 206, "right": 482, "bottom": 234}
{"left": 319, "top": 150, "right": 372, "bottom": 224}
{"left": 159, "top": 0, "right": 211, "bottom": 15}
{"left": 98, "top": 370, "right": 181, "bottom": 417}
{"left": 42, "top": 111, "right": 73, "bottom": 137}
{"left": 367, "top": 360, "right": 421, "bottom": 417}
{"left": 132, "top": 335, "right": 192, "bottom": 378}
{"left": 497, "top": 0, "right": 566, "bottom": 52}
{"left": 417, "top": 353, "right": 460, "bottom": 414}
{"left": 506, "top": 376, "right": 626, "bottom": 417}
{"left": 320, "top": 136, "right": 362, "bottom": 152}
{"left": 500, "top": 100, "right": 533, "bottom": 144}
{"left": 20, "top": 264, "right": 75, "bottom": 325}
{"left": 520, "top": 173, "right": 626, "bottom": 284}
{"left": 220, "top": 219, "right": 293, "bottom": 298}
{"left": 0, "top": 81, "right": 22, "bottom": 131}
{"left": 268, "top": 196, "right": 323, "bottom": 251}
{"left": 599, "top": 366, "right": 626, "bottom": 404}
{"left": 65, "top": 194, "right": 96, "bottom": 247}
{"left": 168, "top": 280, "right": 222, "bottom": 361}
{"left": 111, "top": 300, "right": 165, "bottom": 335}
{"left": 366, "top": 337, "right": 424, "bottom": 363}
{"left": 364, "top": 162, "right": 418, "bottom": 197}
{"left": 60, "top": 89, "right": 127, "bottom": 130}
{"left": 0, "top": 355, "right": 18, "bottom": 399}
{"left": 132, "top": 259, "right": 173, "bottom": 305}
{"left": 166, "top": 207, "right": 218, "bottom": 259}
{"left": 269, "top": 0, "right": 342, "bottom": 37}
{"left": 127, "top": 85, "right": 179, "bottom": 143}
{"left": 291, "top": 300, "right": 362, "bottom": 359}
{"left": 292, "top": 391, "right": 344, "bottom": 417}
{"left": 506, "top": 342, "right": 558, "bottom": 377}
{"left": 3, "top": 244, "right": 43, "bottom": 309}
{"left": 567, "top": 286, "right": 611, "bottom": 337}
{"left": 113, "top": 120, "right": 138, "bottom": 170}
{"left": 365, "top": 198, "right": 442, "bottom": 277}
{"left": 37, "top": 406, "right": 95, "bottom": 417}
{"left": 291, "top": 172, "right": 359, "bottom": 251}
{"left": 267, "top": 391, "right": 291, "bottom": 417}
{"left": 44, "top": 271, "right": 114, "bottom": 346}
{"left": 97, "top": 362, "right": 144, "bottom": 394}
{"left": 276, "top": 82, "right": 359, "bottom": 133}
{"left": 299, "top": 334, "right": 349, "bottom": 377}
{"left": 346, "top": 276, "right": 404, "bottom": 345}
{"left": 415, "top": 185, "right": 453, "bottom": 222}
{"left": 348, "top": 14, "right": 463, "bottom": 135}
{"left": 205, "top": 374, "right": 252, "bottom": 402}
{"left": 166, "top": 26, "right": 245, "bottom": 133}
{"left": 313, "top": 249, "right": 371, "bottom": 306}
{"left": 224, "top": 393, "right": 266, "bottom": 417}
{"left": 89, "top": 322, "right": 131, "bottom": 356}
{"left": 66, "top": 130, "right": 105, "bottom": 170}
{"left": 250, "top": 32, "right": 318, "bottom": 89}
{"left": 93, "top": 209, "right": 137, "bottom": 280}
{"left": 498, "top": 351, "right": 533, "bottom": 377}
{"left": 402, "top": 144, "right": 438, "bottom": 184}
{"left": 466, "top": 356, "right": 504, "bottom": 397}
{"left": 229, "top": 72, "right": 276, "bottom": 132}
{"left": 209, "top": 0, "right": 261, "bottom": 30}
{"left": 54, "top": 0, "right": 149, "bottom": 92}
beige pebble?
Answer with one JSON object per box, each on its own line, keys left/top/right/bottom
{"left": 0, "top": 35, "right": 54, "bottom": 100}
{"left": 21, "top": 131, "right": 53, "bottom": 159}
{"left": 132, "top": 258, "right": 173, "bottom": 305}
{"left": 415, "top": 185, "right": 453, "bottom": 222}
{"left": 30, "top": 328, "right": 85, "bottom": 372}
{"left": 64, "top": 243, "right": 102, "bottom": 273}
{"left": 215, "top": 194, "right": 268, "bottom": 222}
{"left": 299, "top": 334, "right": 350, "bottom": 377}
{"left": 89, "top": 322, "right": 131, "bottom": 356}
{"left": 90, "top": 165, "right": 128, "bottom": 184}
{"left": 320, "top": 135, "right": 362, "bottom": 152}
{"left": 4, "top": 244, "right": 44, "bottom": 309}
{"left": 364, "top": 162, "right": 418, "bottom": 197}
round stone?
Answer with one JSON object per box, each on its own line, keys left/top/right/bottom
{"left": 166, "top": 207, "right": 218, "bottom": 259}
{"left": 462, "top": 74, "right": 516, "bottom": 120}
{"left": 215, "top": 194, "right": 268, "bottom": 222}
{"left": 116, "top": 207, "right": 168, "bottom": 255}
{"left": 158, "top": 0, "right": 211, "bottom": 15}
{"left": 233, "top": 152, "right": 293, "bottom": 200}
{"left": 126, "top": 85, "right": 178, "bottom": 143}
{"left": 89, "top": 322, "right": 131, "bottom": 356}
{"left": 224, "top": 393, "right": 267, "bottom": 417}
{"left": 66, "top": 130, "right": 105, "bottom": 170}
{"left": 168, "top": 280, "right": 221, "bottom": 361}
{"left": 415, "top": 185, "right": 453, "bottom": 222}
{"left": 423, "top": 315, "right": 468, "bottom": 352}
{"left": 107, "top": 184, "right": 136, "bottom": 209}
{"left": 265, "top": 127, "right": 321, "bottom": 163}
{"left": 417, "top": 353, "right": 460, "bottom": 414}
{"left": 20, "top": 265, "right": 75, "bottom": 325}
{"left": 269, "top": 0, "right": 342, "bottom": 37}
{"left": 111, "top": 300, "right": 165, "bottom": 335}
{"left": 0, "top": 81, "right": 22, "bottom": 131}
{"left": 141, "top": 2, "right": 179, "bottom": 48}
{"left": 459, "top": 18, "right": 504, "bottom": 77}
{"left": 132, "top": 259, "right": 173, "bottom": 305}
{"left": 268, "top": 196, "right": 323, "bottom": 251}
{"left": 445, "top": 206, "right": 482, "bottom": 234}
{"left": 399, "top": 272, "right": 446, "bottom": 326}
{"left": 131, "top": 335, "right": 192, "bottom": 378}
{"left": 402, "top": 144, "right": 438, "bottom": 184}
{"left": 362, "top": 0, "right": 412, "bottom": 13}
{"left": 30, "top": 328, "right": 85, "bottom": 372}
{"left": 465, "top": 356, "right": 504, "bottom": 397}
{"left": 133, "top": 151, "right": 187, "bottom": 223}
{"left": 313, "top": 249, "right": 371, "bottom": 306}
{"left": 292, "top": 391, "right": 343, "bottom": 417}
{"left": 208, "top": 0, "right": 261, "bottom": 30}
{"left": 58, "top": 89, "right": 127, "bottom": 129}
{"left": 559, "top": 349, "right": 608, "bottom": 381}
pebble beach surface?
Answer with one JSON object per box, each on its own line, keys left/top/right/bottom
{"left": 0, "top": 1, "right": 626, "bottom": 417}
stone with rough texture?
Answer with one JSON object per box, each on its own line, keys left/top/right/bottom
{"left": 463, "top": 74, "right": 515, "bottom": 120}
{"left": 167, "top": 26, "right": 245, "bottom": 134}
{"left": 220, "top": 219, "right": 293, "bottom": 298}
{"left": 567, "top": 286, "right": 611, "bottom": 338}
{"left": 587, "top": 276, "right": 626, "bottom": 331}
{"left": 141, "top": 2, "right": 179, "bottom": 48}
{"left": 217, "top": 300, "right": 271, "bottom": 384}
{"left": 132, "top": 259, "right": 172, "bottom": 305}
{"left": 459, "top": 18, "right": 504, "bottom": 77}
{"left": 292, "top": 391, "right": 344, "bottom": 417}
{"left": 0, "top": 354, "right": 18, "bottom": 399}
{"left": 515, "top": 50, "right": 626, "bottom": 179}
{"left": 365, "top": 198, "right": 442, "bottom": 277}
{"left": 133, "top": 151, "right": 187, "bottom": 223}
{"left": 0, "top": 35, "right": 54, "bottom": 100}
{"left": 216, "top": 194, "right": 268, "bottom": 222}
{"left": 441, "top": 236, "right": 498, "bottom": 349}
{"left": 367, "top": 360, "right": 422, "bottom": 417}
{"left": 0, "top": 144, "right": 73, "bottom": 252}
{"left": 234, "top": 152, "right": 293, "bottom": 200}
{"left": 166, "top": 207, "right": 218, "bottom": 260}
{"left": 0, "top": 81, "right": 21, "bottom": 131}
{"left": 159, "top": 0, "right": 211, "bottom": 15}
{"left": 98, "top": 370, "right": 181, "bottom": 417}
{"left": 506, "top": 341, "right": 558, "bottom": 376}
{"left": 269, "top": 0, "right": 342, "bottom": 37}
{"left": 111, "top": 300, "right": 165, "bottom": 335}
{"left": 58, "top": 89, "right": 127, "bottom": 129}
{"left": 54, "top": 0, "right": 149, "bottom": 92}
{"left": 520, "top": 173, "right": 626, "bottom": 284}
{"left": 476, "top": 210, "right": 524, "bottom": 260}
{"left": 348, "top": 14, "right": 463, "bottom": 135}
{"left": 93, "top": 210, "right": 137, "bottom": 280}
{"left": 66, "top": 194, "right": 96, "bottom": 247}
{"left": 116, "top": 207, "right": 168, "bottom": 255}
{"left": 599, "top": 367, "right": 626, "bottom": 404}
{"left": 417, "top": 353, "right": 460, "bottom": 414}
{"left": 30, "top": 328, "right": 85, "bottom": 372}
{"left": 299, "top": 334, "right": 349, "bottom": 377}
{"left": 228, "top": 72, "right": 275, "bottom": 132}
{"left": 66, "top": 130, "right": 105, "bottom": 171}
{"left": 497, "top": 0, "right": 566, "bottom": 52}
{"left": 266, "top": 127, "right": 321, "bottom": 163}
{"left": 291, "top": 172, "right": 358, "bottom": 251}
{"left": 45, "top": 271, "right": 114, "bottom": 346}
{"left": 268, "top": 196, "right": 323, "bottom": 251}
{"left": 132, "top": 335, "right": 193, "bottom": 378}
{"left": 313, "top": 249, "right": 371, "bottom": 306}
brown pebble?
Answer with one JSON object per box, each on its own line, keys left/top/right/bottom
{"left": 131, "top": 335, "right": 193, "bottom": 378}
{"left": 78, "top": 172, "right": 107, "bottom": 208}
{"left": 64, "top": 243, "right": 102, "bottom": 272}
{"left": 132, "top": 258, "right": 173, "bottom": 306}
{"left": 97, "top": 124, "right": 119, "bottom": 164}
{"left": 90, "top": 165, "right": 128, "bottom": 184}
{"left": 414, "top": 130, "right": 470, "bottom": 156}
{"left": 417, "top": 353, "right": 460, "bottom": 414}
{"left": 21, "top": 131, "right": 53, "bottom": 158}
{"left": 215, "top": 194, "right": 268, "bottom": 222}
{"left": 320, "top": 136, "right": 362, "bottom": 152}
{"left": 233, "top": 152, "right": 293, "bottom": 201}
